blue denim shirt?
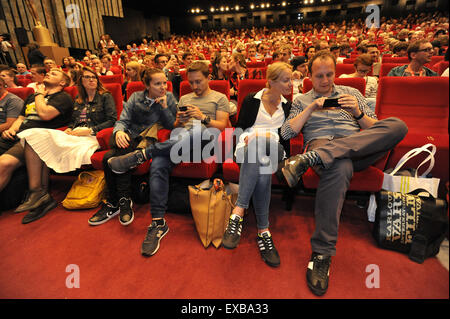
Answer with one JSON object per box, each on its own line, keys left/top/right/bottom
{"left": 113, "top": 90, "right": 177, "bottom": 138}
{"left": 280, "top": 84, "right": 377, "bottom": 146}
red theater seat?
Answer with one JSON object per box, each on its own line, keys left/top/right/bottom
{"left": 335, "top": 64, "right": 356, "bottom": 78}
{"left": 247, "top": 61, "right": 266, "bottom": 68}
{"left": 380, "top": 63, "right": 405, "bottom": 77}
{"left": 431, "top": 60, "right": 449, "bottom": 75}
{"left": 99, "top": 74, "right": 123, "bottom": 85}
{"left": 6, "top": 87, "right": 34, "bottom": 101}
{"left": 381, "top": 56, "right": 409, "bottom": 64}
{"left": 375, "top": 77, "right": 449, "bottom": 195}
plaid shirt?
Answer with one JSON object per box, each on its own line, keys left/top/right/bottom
{"left": 280, "top": 84, "right": 377, "bottom": 146}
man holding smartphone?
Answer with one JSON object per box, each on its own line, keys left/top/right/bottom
{"left": 108, "top": 61, "right": 230, "bottom": 257}
{"left": 280, "top": 50, "right": 408, "bottom": 296}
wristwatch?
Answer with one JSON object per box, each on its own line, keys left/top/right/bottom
{"left": 201, "top": 115, "right": 211, "bottom": 125}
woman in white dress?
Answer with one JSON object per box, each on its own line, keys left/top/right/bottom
{"left": 15, "top": 66, "right": 117, "bottom": 213}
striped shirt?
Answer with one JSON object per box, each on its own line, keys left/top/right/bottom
{"left": 280, "top": 84, "right": 377, "bottom": 146}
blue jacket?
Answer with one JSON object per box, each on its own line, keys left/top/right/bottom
{"left": 113, "top": 90, "right": 177, "bottom": 138}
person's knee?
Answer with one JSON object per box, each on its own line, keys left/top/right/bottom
{"left": 0, "top": 155, "right": 21, "bottom": 177}
{"left": 387, "top": 117, "right": 408, "bottom": 140}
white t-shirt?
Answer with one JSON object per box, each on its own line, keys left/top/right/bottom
{"left": 441, "top": 67, "right": 449, "bottom": 77}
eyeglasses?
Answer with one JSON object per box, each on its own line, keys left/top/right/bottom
{"left": 417, "top": 47, "right": 433, "bottom": 53}
{"left": 356, "top": 69, "right": 371, "bottom": 74}
{"left": 82, "top": 75, "right": 97, "bottom": 80}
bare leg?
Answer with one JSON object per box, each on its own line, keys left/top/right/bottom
{"left": 0, "top": 154, "right": 22, "bottom": 192}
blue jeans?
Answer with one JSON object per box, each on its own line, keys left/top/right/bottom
{"left": 146, "top": 126, "right": 219, "bottom": 218}
{"left": 235, "top": 136, "right": 285, "bottom": 230}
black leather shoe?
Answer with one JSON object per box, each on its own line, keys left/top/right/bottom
{"left": 107, "top": 150, "right": 147, "bottom": 174}
{"left": 22, "top": 197, "right": 57, "bottom": 224}
{"left": 281, "top": 155, "right": 310, "bottom": 188}
{"left": 15, "top": 189, "right": 51, "bottom": 213}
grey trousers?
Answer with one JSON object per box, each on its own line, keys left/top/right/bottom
{"left": 306, "top": 117, "right": 408, "bottom": 256}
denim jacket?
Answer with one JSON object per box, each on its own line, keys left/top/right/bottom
{"left": 113, "top": 90, "right": 177, "bottom": 139}
{"left": 69, "top": 92, "right": 117, "bottom": 135}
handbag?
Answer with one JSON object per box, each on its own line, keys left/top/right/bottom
{"left": 373, "top": 189, "right": 448, "bottom": 263}
{"left": 62, "top": 170, "right": 106, "bottom": 210}
{"left": 367, "top": 143, "right": 440, "bottom": 222}
{"left": 188, "top": 178, "right": 238, "bottom": 248}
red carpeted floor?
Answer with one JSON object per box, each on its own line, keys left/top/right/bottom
{"left": 0, "top": 175, "right": 448, "bottom": 299}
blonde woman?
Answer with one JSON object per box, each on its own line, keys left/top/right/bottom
{"left": 122, "top": 61, "right": 142, "bottom": 100}
{"left": 222, "top": 62, "right": 293, "bottom": 267}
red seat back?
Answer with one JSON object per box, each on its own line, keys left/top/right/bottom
{"left": 99, "top": 74, "right": 123, "bottom": 85}
{"left": 264, "top": 57, "right": 273, "bottom": 65}
{"left": 63, "top": 86, "right": 78, "bottom": 100}
{"left": 246, "top": 61, "right": 266, "bottom": 68}
{"left": 302, "top": 77, "right": 366, "bottom": 96}
{"left": 432, "top": 61, "right": 449, "bottom": 75}
{"left": 103, "top": 83, "right": 123, "bottom": 118}
{"left": 125, "top": 81, "right": 173, "bottom": 101}
{"left": 380, "top": 63, "right": 405, "bottom": 77}
{"left": 16, "top": 77, "right": 32, "bottom": 87}
{"left": 335, "top": 64, "right": 356, "bottom": 78}
{"left": 375, "top": 77, "right": 449, "bottom": 134}
{"left": 343, "top": 58, "right": 357, "bottom": 64}
{"left": 425, "top": 55, "right": 445, "bottom": 69}
{"left": 179, "top": 80, "right": 230, "bottom": 100}
{"left": 6, "top": 87, "right": 34, "bottom": 101}
{"left": 381, "top": 56, "right": 409, "bottom": 64}
{"left": 109, "top": 66, "right": 122, "bottom": 75}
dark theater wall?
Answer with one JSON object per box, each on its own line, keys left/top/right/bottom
{"left": 0, "top": 0, "right": 124, "bottom": 65}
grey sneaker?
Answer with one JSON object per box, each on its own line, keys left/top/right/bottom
{"left": 107, "top": 149, "right": 147, "bottom": 174}
{"left": 222, "top": 214, "right": 243, "bottom": 249}
{"left": 141, "top": 219, "right": 169, "bottom": 256}
{"left": 306, "top": 253, "right": 332, "bottom": 296}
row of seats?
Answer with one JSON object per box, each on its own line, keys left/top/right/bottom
{"left": 6, "top": 76, "right": 449, "bottom": 201}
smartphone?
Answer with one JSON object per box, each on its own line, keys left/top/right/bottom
{"left": 322, "top": 98, "right": 340, "bottom": 108}
{"left": 178, "top": 106, "right": 187, "bottom": 112}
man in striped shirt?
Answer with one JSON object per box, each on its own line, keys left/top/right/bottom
{"left": 280, "top": 50, "right": 408, "bottom": 296}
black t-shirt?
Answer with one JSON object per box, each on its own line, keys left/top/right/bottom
{"left": 19, "top": 91, "right": 74, "bottom": 132}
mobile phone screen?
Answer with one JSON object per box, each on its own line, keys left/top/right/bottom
{"left": 178, "top": 106, "right": 187, "bottom": 112}
{"left": 323, "top": 98, "right": 340, "bottom": 108}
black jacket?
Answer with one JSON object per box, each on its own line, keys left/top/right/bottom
{"left": 236, "top": 92, "right": 292, "bottom": 155}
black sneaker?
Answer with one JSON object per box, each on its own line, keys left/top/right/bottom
{"left": 222, "top": 214, "right": 243, "bottom": 249}
{"left": 141, "top": 219, "right": 169, "bottom": 257}
{"left": 257, "top": 231, "right": 280, "bottom": 267}
{"left": 107, "top": 149, "right": 147, "bottom": 174}
{"left": 88, "top": 202, "right": 120, "bottom": 226}
{"left": 118, "top": 197, "right": 134, "bottom": 226}
{"left": 22, "top": 197, "right": 57, "bottom": 224}
{"left": 282, "top": 155, "right": 310, "bottom": 188}
{"left": 306, "top": 253, "right": 332, "bottom": 296}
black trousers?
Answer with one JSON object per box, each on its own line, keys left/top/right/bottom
{"left": 102, "top": 133, "right": 140, "bottom": 205}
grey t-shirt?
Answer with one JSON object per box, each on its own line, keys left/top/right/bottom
{"left": 178, "top": 90, "right": 230, "bottom": 130}
{"left": 0, "top": 92, "right": 24, "bottom": 123}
